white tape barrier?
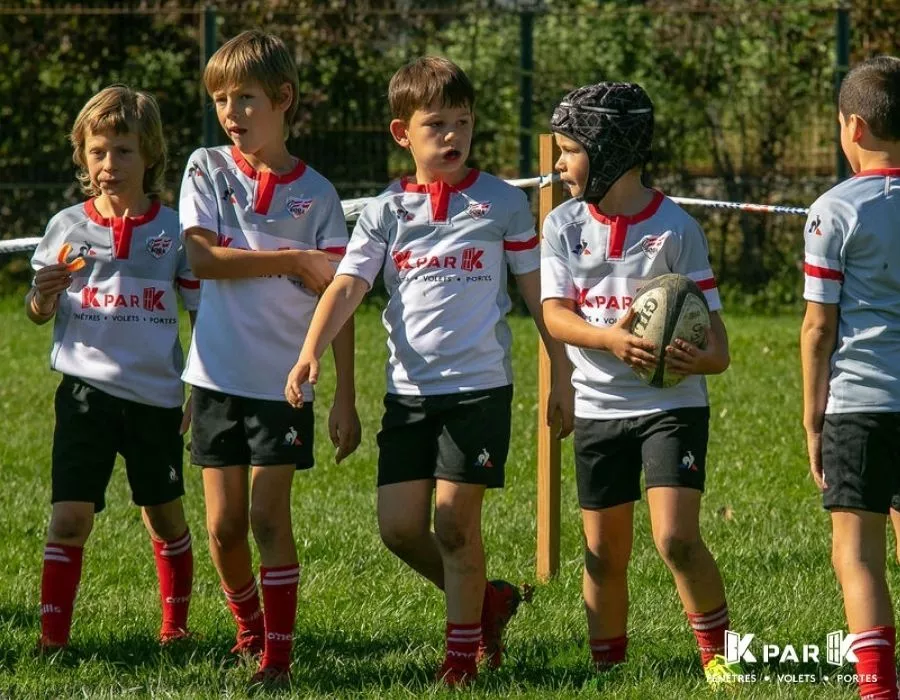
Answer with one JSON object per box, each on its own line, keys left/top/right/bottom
{"left": 0, "top": 174, "right": 807, "bottom": 255}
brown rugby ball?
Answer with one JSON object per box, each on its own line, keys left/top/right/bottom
{"left": 629, "top": 273, "right": 710, "bottom": 388}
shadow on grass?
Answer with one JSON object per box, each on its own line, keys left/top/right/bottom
{"left": 8, "top": 626, "right": 712, "bottom": 693}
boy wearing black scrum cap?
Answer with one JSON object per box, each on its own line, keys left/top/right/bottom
{"left": 539, "top": 82, "right": 736, "bottom": 685}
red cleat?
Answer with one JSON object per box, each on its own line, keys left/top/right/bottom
{"left": 160, "top": 627, "right": 191, "bottom": 645}
{"left": 231, "top": 629, "right": 264, "bottom": 658}
{"left": 249, "top": 664, "right": 291, "bottom": 691}
{"left": 435, "top": 660, "right": 477, "bottom": 688}
{"left": 477, "top": 579, "right": 533, "bottom": 670}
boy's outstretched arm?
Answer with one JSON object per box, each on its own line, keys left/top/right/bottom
{"left": 328, "top": 313, "right": 361, "bottom": 464}
{"left": 801, "top": 301, "right": 838, "bottom": 491}
{"left": 516, "top": 270, "right": 575, "bottom": 438}
{"left": 184, "top": 226, "right": 339, "bottom": 294}
{"left": 285, "top": 274, "right": 368, "bottom": 408}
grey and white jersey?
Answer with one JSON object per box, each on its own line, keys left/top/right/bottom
{"left": 31, "top": 200, "right": 199, "bottom": 408}
{"left": 337, "top": 169, "right": 540, "bottom": 395}
{"left": 179, "top": 146, "right": 348, "bottom": 401}
{"left": 541, "top": 192, "right": 722, "bottom": 419}
{"left": 803, "top": 168, "right": 900, "bottom": 413}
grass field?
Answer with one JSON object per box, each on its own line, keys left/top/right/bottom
{"left": 0, "top": 293, "right": 888, "bottom": 699}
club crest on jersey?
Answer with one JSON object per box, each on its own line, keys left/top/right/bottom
{"left": 641, "top": 234, "right": 666, "bottom": 258}
{"left": 287, "top": 197, "right": 313, "bottom": 219}
{"left": 146, "top": 232, "right": 173, "bottom": 259}
{"left": 572, "top": 239, "right": 591, "bottom": 256}
{"left": 466, "top": 201, "right": 491, "bottom": 219}
{"left": 222, "top": 185, "right": 237, "bottom": 204}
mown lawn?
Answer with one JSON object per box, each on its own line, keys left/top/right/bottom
{"left": 0, "top": 294, "right": 883, "bottom": 698}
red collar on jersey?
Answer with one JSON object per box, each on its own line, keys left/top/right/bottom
{"left": 231, "top": 146, "right": 307, "bottom": 215}
{"left": 587, "top": 189, "right": 664, "bottom": 261}
{"left": 854, "top": 168, "right": 900, "bottom": 178}
{"left": 84, "top": 198, "right": 161, "bottom": 259}
{"left": 399, "top": 169, "right": 481, "bottom": 223}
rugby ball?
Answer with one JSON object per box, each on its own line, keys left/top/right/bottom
{"left": 629, "top": 274, "right": 710, "bottom": 388}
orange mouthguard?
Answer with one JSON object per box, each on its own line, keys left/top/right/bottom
{"left": 57, "top": 243, "right": 86, "bottom": 272}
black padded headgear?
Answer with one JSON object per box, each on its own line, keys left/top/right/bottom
{"left": 550, "top": 82, "right": 654, "bottom": 202}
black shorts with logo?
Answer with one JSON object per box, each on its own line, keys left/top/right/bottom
{"left": 574, "top": 407, "right": 710, "bottom": 510}
{"left": 376, "top": 385, "right": 513, "bottom": 488}
{"left": 822, "top": 412, "right": 900, "bottom": 515}
{"left": 190, "top": 386, "right": 314, "bottom": 469}
{"left": 52, "top": 375, "right": 185, "bottom": 513}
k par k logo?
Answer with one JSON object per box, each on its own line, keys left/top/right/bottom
{"left": 725, "top": 630, "right": 858, "bottom": 666}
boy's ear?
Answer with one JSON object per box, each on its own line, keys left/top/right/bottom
{"left": 276, "top": 82, "right": 293, "bottom": 112}
{"left": 389, "top": 119, "right": 410, "bottom": 148}
{"left": 848, "top": 113, "right": 866, "bottom": 143}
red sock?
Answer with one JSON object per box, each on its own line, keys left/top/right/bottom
{"left": 687, "top": 603, "right": 729, "bottom": 665}
{"left": 152, "top": 530, "right": 193, "bottom": 639}
{"left": 852, "top": 626, "right": 898, "bottom": 700}
{"left": 445, "top": 622, "right": 481, "bottom": 674}
{"left": 40, "top": 543, "right": 84, "bottom": 647}
{"left": 590, "top": 635, "right": 628, "bottom": 667}
{"left": 260, "top": 564, "right": 300, "bottom": 670}
{"left": 223, "top": 577, "right": 264, "bottom": 640}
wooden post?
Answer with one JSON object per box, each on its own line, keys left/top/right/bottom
{"left": 537, "top": 134, "right": 563, "bottom": 582}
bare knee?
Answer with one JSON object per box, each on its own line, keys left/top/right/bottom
{"left": 48, "top": 507, "right": 93, "bottom": 544}
{"left": 208, "top": 513, "right": 248, "bottom": 552}
{"left": 584, "top": 541, "right": 629, "bottom": 582}
{"left": 655, "top": 533, "right": 703, "bottom": 572}
{"left": 249, "top": 506, "right": 288, "bottom": 549}
{"left": 434, "top": 514, "right": 471, "bottom": 555}
{"left": 378, "top": 517, "right": 427, "bottom": 554}
{"left": 144, "top": 502, "right": 186, "bottom": 541}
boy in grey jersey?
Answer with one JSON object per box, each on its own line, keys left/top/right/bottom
{"left": 285, "top": 56, "right": 574, "bottom": 686}
{"left": 28, "top": 86, "right": 197, "bottom": 651}
{"left": 801, "top": 55, "right": 900, "bottom": 700}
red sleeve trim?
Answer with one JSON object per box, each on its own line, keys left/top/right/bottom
{"left": 503, "top": 236, "right": 539, "bottom": 252}
{"left": 804, "top": 263, "right": 844, "bottom": 281}
{"left": 695, "top": 277, "right": 718, "bottom": 291}
{"left": 322, "top": 246, "right": 346, "bottom": 256}
{"left": 176, "top": 277, "right": 201, "bottom": 289}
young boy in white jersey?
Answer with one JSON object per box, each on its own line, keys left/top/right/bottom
{"left": 540, "top": 82, "right": 738, "bottom": 685}
{"left": 284, "top": 56, "right": 574, "bottom": 686}
{"left": 179, "top": 30, "right": 360, "bottom": 687}
{"left": 27, "top": 85, "right": 198, "bottom": 651}
{"left": 801, "top": 55, "right": 900, "bottom": 700}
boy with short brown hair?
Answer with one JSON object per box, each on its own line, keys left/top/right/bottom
{"left": 285, "top": 56, "right": 574, "bottom": 686}
{"left": 181, "top": 29, "right": 360, "bottom": 687}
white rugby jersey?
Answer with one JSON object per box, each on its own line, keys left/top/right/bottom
{"left": 31, "top": 200, "right": 199, "bottom": 408}
{"left": 179, "top": 146, "right": 348, "bottom": 401}
{"left": 541, "top": 191, "right": 722, "bottom": 419}
{"left": 803, "top": 168, "right": 900, "bottom": 413}
{"left": 336, "top": 169, "right": 539, "bottom": 395}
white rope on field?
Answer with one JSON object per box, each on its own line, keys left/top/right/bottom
{"left": 0, "top": 175, "right": 809, "bottom": 255}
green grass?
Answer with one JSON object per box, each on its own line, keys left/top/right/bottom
{"left": 0, "top": 293, "right": 882, "bottom": 698}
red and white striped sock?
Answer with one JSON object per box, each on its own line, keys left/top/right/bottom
{"left": 40, "top": 543, "right": 84, "bottom": 647}
{"left": 851, "top": 626, "right": 898, "bottom": 700}
{"left": 590, "top": 635, "right": 628, "bottom": 667}
{"left": 687, "top": 603, "right": 729, "bottom": 665}
{"left": 223, "top": 577, "right": 264, "bottom": 641}
{"left": 260, "top": 564, "right": 300, "bottom": 671}
{"left": 445, "top": 622, "right": 481, "bottom": 675}
{"left": 151, "top": 530, "right": 193, "bottom": 639}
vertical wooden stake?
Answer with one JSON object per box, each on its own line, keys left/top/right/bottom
{"left": 537, "top": 134, "right": 563, "bottom": 582}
